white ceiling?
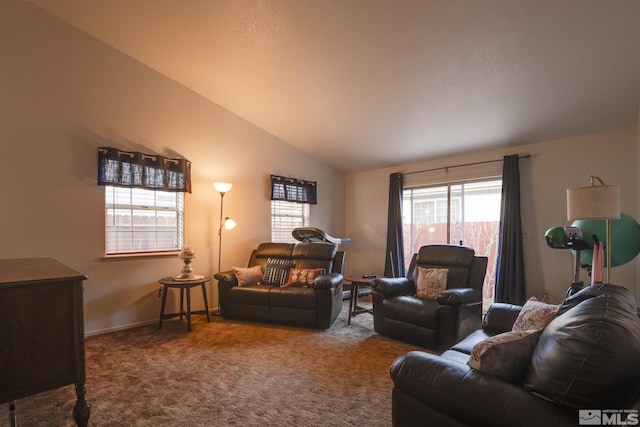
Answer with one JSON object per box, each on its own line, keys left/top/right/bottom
{"left": 28, "top": 0, "right": 640, "bottom": 172}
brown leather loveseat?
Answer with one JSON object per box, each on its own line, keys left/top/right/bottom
{"left": 214, "top": 242, "right": 344, "bottom": 329}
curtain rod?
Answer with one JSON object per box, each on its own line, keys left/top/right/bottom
{"left": 403, "top": 154, "right": 532, "bottom": 176}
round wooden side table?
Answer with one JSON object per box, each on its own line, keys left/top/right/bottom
{"left": 344, "top": 276, "right": 380, "bottom": 325}
{"left": 158, "top": 275, "right": 211, "bottom": 332}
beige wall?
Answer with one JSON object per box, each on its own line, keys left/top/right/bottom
{"left": 0, "top": 0, "right": 345, "bottom": 335}
{"left": 2, "top": 1, "right": 637, "bottom": 337}
{"left": 346, "top": 127, "right": 639, "bottom": 303}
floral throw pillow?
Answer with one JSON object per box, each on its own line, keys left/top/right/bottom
{"left": 511, "top": 297, "right": 558, "bottom": 332}
{"left": 416, "top": 267, "right": 448, "bottom": 299}
{"left": 285, "top": 268, "right": 326, "bottom": 287}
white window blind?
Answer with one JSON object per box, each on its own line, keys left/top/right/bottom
{"left": 271, "top": 200, "right": 309, "bottom": 243}
{"left": 105, "top": 186, "right": 184, "bottom": 255}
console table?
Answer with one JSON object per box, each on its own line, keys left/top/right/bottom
{"left": 0, "top": 258, "right": 90, "bottom": 427}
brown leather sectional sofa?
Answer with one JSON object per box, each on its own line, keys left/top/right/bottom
{"left": 389, "top": 283, "right": 640, "bottom": 427}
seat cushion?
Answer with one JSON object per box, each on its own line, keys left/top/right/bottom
{"left": 226, "top": 285, "right": 274, "bottom": 305}
{"left": 270, "top": 286, "right": 317, "bottom": 309}
{"left": 449, "top": 329, "right": 492, "bottom": 355}
{"left": 440, "top": 349, "right": 473, "bottom": 365}
{"left": 383, "top": 296, "right": 439, "bottom": 329}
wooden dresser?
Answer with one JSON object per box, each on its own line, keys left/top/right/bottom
{"left": 0, "top": 258, "right": 90, "bottom": 426}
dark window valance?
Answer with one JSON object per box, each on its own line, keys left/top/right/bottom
{"left": 98, "top": 147, "right": 191, "bottom": 193}
{"left": 270, "top": 175, "right": 317, "bottom": 204}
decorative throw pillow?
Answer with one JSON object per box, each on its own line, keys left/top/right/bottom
{"left": 285, "top": 268, "right": 326, "bottom": 287}
{"left": 511, "top": 297, "right": 558, "bottom": 332}
{"left": 262, "top": 258, "right": 295, "bottom": 286}
{"left": 416, "top": 267, "right": 448, "bottom": 299}
{"left": 468, "top": 329, "right": 542, "bottom": 384}
{"left": 232, "top": 265, "right": 263, "bottom": 287}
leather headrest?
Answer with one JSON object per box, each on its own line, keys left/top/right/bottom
{"left": 417, "top": 245, "right": 475, "bottom": 267}
{"left": 254, "top": 243, "right": 294, "bottom": 259}
{"left": 292, "top": 242, "right": 337, "bottom": 260}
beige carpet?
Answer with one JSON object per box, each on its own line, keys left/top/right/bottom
{"left": 1, "top": 298, "right": 423, "bottom": 427}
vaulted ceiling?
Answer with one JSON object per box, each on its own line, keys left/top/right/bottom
{"left": 28, "top": 0, "right": 640, "bottom": 172}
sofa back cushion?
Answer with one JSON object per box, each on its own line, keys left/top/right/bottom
{"left": 292, "top": 242, "right": 336, "bottom": 271}
{"left": 411, "top": 245, "right": 478, "bottom": 290}
{"left": 523, "top": 290, "right": 640, "bottom": 409}
{"left": 250, "top": 243, "right": 294, "bottom": 272}
{"left": 249, "top": 242, "right": 341, "bottom": 275}
{"left": 557, "top": 282, "right": 638, "bottom": 315}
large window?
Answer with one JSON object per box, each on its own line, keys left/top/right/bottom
{"left": 403, "top": 178, "right": 501, "bottom": 308}
{"left": 105, "top": 186, "right": 184, "bottom": 255}
{"left": 271, "top": 200, "right": 310, "bottom": 243}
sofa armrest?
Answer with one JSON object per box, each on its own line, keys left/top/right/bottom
{"left": 214, "top": 270, "right": 237, "bottom": 286}
{"left": 436, "top": 288, "right": 480, "bottom": 306}
{"left": 482, "top": 302, "right": 523, "bottom": 333}
{"left": 371, "top": 277, "right": 415, "bottom": 297}
{"left": 390, "top": 351, "right": 575, "bottom": 427}
{"left": 311, "top": 273, "right": 343, "bottom": 290}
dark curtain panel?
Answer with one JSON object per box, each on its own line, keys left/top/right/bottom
{"left": 270, "top": 175, "right": 317, "bottom": 204}
{"left": 384, "top": 173, "right": 405, "bottom": 278}
{"left": 494, "top": 154, "right": 525, "bottom": 304}
{"left": 98, "top": 147, "right": 191, "bottom": 192}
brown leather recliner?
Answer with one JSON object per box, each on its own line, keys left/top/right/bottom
{"left": 371, "top": 244, "right": 488, "bottom": 352}
{"left": 215, "top": 242, "right": 344, "bottom": 329}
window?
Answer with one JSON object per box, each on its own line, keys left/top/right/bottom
{"left": 105, "top": 186, "right": 184, "bottom": 255}
{"left": 271, "top": 200, "right": 310, "bottom": 243}
{"left": 403, "top": 178, "right": 502, "bottom": 310}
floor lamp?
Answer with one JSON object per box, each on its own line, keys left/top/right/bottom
{"left": 566, "top": 175, "right": 620, "bottom": 283}
{"left": 213, "top": 182, "right": 236, "bottom": 313}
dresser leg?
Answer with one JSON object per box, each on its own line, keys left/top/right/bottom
{"left": 9, "top": 401, "right": 16, "bottom": 427}
{"left": 72, "top": 383, "right": 90, "bottom": 427}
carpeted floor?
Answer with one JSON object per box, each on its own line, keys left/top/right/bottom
{"left": 2, "top": 298, "right": 423, "bottom": 427}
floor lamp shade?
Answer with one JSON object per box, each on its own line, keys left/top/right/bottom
{"left": 567, "top": 183, "right": 620, "bottom": 221}
{"left": 566, "top": 176, "right": 620, "bottom": 284}
{"left": 213, "top": 182, "right": 232, "bottom": 194}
